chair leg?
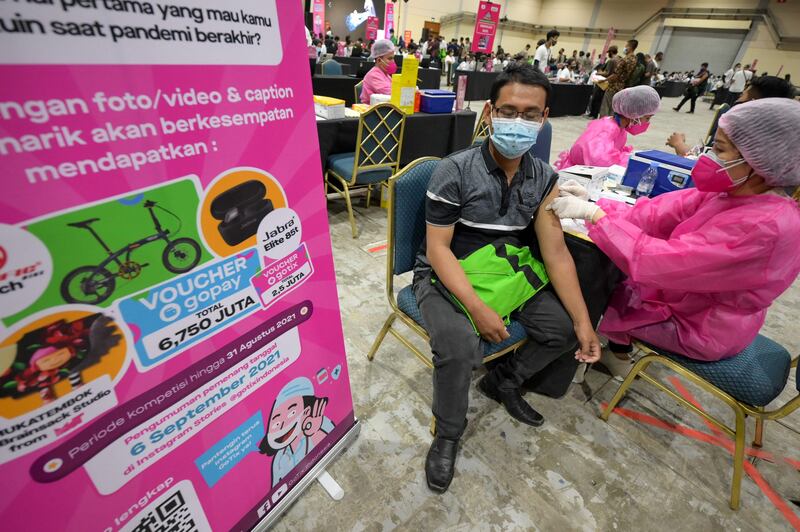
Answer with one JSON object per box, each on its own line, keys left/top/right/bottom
{"left": 340, "top": 182, "right": 358, "bottom": 238}
{"left": 367, "top": 314, "right": 396, "bottom": 361}
{"left": 752, "top": 414, "right": 764, "bottom": 448}
{"left": 600, "top": 357, "right": 652, "bottom": 421}
{"left": 730, "top": 406, "right": 747, "bottom": 510}
{"left": 365, "top": 185, "right": 372, "bottom": 208}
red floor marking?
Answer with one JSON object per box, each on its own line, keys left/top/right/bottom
{"left": 668, "top": 376, "right": 726, "bottom": 438}
{"left": 367, "top": 243, "right": 387, "bottom": 253}
{"left": 601, "top": 390, "right": 800, "bottom": 529}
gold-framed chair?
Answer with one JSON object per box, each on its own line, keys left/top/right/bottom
{"left": 325, "top": 103, "right": 406, "bottom": 238}
{"left": 601, "top": 336, "right": 799, "bottom": 510}
{"left": 703, "top": 102, "right": 730, "bottom": 146}
{"left": 367, "top": 157, "right": 528, "bottom": 370}
{"left": 471, "top": 107, "right": 491, "bottom": 146}
{"left": 354, "top": 80, "right": 364, "bottom": 104}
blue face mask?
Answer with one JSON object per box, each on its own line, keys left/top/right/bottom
{"left": 490, "top": 117, "right": 542, "bottom": 159}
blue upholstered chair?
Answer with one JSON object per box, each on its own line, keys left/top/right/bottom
{"left": 601, "top": 336, "right": 799, "bottom": 510}
{"left": 367, "top": 157, "right": 528, "bottom": 370}
{"left": 320, "top": 60, "right": 343, "bottom": 76}
{"left": 325, "top": 103, "right": 406, "bottom": 238}
{"left": 354, "top": 80, "right": 364, "bottom": 105}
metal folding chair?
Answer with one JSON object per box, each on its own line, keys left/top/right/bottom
{"left": 601, "top": 337, "right": 799, "bottom": 510}
{"left": 325, "top": 103, "right": 406, "bottom": 238}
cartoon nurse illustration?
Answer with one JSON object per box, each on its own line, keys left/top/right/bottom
{"left": 258, "top": 377, "right": 334, "bottom": 487}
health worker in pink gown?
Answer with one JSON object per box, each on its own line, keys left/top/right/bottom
{"left": 554, "top": 85, "right": 661, "bottom": 170}
{"left": 360, "top": 39, "right": 397, "bottom": 104}
{"left": 547, "top": 98, "right": 800, "bottom": 371}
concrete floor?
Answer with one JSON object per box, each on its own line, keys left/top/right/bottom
{"left": 273, "top": 96, "right": 800, "bottom": 531}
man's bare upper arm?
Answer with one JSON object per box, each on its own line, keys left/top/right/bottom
{"left": 426, "top": 223, "right": 455, "bottom": 254}
{"left": 534, "top": 185, "right": 567, "bottom": 259}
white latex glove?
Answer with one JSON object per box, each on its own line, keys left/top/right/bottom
{"left": 559, "top": 179, "right": 589, "bottom": 200}
{"left": 546, "top": 196, "right": 599, "bottom": 220}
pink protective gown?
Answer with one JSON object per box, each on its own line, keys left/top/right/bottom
{"left": 360, "top": 66, "right": 392, "bottom": 104}
{"left": 554, "top": 117, "right": 632, "bottom": 170}
{"left": 589, "top": 189, "right": 800, "bottom": 361}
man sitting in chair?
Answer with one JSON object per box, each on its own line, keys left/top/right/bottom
{"left": 413, "top": 63, "right": 601, "bottom": 493}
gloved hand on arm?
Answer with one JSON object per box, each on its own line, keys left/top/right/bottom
{"left": 545, "top": 196, "right": 600, "bottom": 221}
{"left": 558, "top": 179, "right": 589, "bottom": 200}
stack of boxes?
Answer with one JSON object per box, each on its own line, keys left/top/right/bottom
{"left": 390, "top": 56, "right": 419, "bottom": 114}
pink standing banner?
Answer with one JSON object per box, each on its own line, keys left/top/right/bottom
{"left": 312, "top": 0, "right": 325, "bottom": 37}
{"left": 601, "top": 28, "right": 616, "bottom": 60}
{"left": 366, "top": 16, "right": 379, "bottom": 42}
{"left": 471, "top": 1, "right": 501, "bottom": 54}
{"left": 0, "top": 1, "right": 357, "bottom": 530}
{"left": 384, "top": 3, "right": 395, "bottom": 39}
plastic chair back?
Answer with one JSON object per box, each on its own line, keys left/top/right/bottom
{"left": 390, "top": 158, "right": 439, "bottom": 276}
{"left": 529, "top": 121, "right": 552, "bottom": 164}
{"left": 321, "top": 60, "right": 343, "bottom": 76}
{"left": 355, "top": 104, "right": 406, "bottom": 173}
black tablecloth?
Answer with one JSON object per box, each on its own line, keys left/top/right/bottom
{"left": 317, "top": 111, "right": 477, "bottom": 170}
{"left": 312, "top": 75, "right": 360, "bottom": 106}
{"left": 656, "top": 81, "right": 688, "bottom": 98}
{"left": 454, "top": 71, "right": 499, "bottom": 101}
{"left": 549, "top": 84, "right": 593, "bottom": 117}
{"left": 564, "top": 232, "right": 623, "bottom": 328}
{"left": 415, "top": 68, "right": 442, "bottom": 90}
{"left": 453, "top": 72, "right": 592, "bottom": 116}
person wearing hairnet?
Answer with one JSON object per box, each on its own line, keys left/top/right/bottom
{"left": 360, "top": 38, "right": 397, "bottom": 104}
{"left": 554, "top": 85, "right": 660, "bottom": 170}
{"left": 548, "top": 98, "right": 800, "bottom": 379}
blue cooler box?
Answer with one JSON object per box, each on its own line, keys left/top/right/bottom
{"left": 420, "top": 90, "right": 456, "bottom": 114}
{"left": 623, "top": 150, "right": 696, "bottom": 197}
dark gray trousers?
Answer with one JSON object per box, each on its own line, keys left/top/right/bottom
{"left": 413, "top": 273, "right": 579, "bottom": 439}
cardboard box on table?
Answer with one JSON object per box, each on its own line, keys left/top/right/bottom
{"left": 390, "top": 56, "right": 419, "bottom": 114}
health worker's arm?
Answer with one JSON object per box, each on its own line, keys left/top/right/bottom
{"left": 588, "top": 207, "right": 776, "bottom": 292}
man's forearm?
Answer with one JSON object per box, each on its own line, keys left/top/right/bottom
{"left": 544, "top": 248, "right": 592, "bottom": 327}
{"left": 428, "top": 245, "right": 483, "bottom": 312}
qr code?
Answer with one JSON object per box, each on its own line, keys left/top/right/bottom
{"left": 121, "top": 480, "right": 211, "bottom": 532}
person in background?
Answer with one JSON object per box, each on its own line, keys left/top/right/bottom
{"left": 533, "top": 29, "right": 559, "bottom": 73}
{"left": 351, "top": 37, "right": 365, "bottom": 57}
{"left": 457, "top": 54, "right": 476, "bottom": 71}
{"left": 715, "top": 63, "right": 737, "bottom": 110}
{"left": 556, "top": 48, "right": 566, "bottom": 64}
{"left": 389, "top": 28, "right": 398, "bottom": 46}
{"left": 548, "top": 98, "right": 800, "bottom": 380}
{"left": 667, "top": 75, "right": 797, "bottom": 156}
{"left": 785, "top": 73, "right": 792, "bottom": 84}
{"left": 555, "top": 85, "right": 660, "bottom": 170}
{"left": 650, "top": 52, "right": 664, "bottom": 85}
{"left": 556, "top": 63, "right": 572, "bottom": 82}
{"left": 627, "top": 52, "right": 647, "bottom": 86}
{"left": 673, "top": 61, "right": 709, "bottom": 113}
{"left": 445, "top": 49, "right": 456, "bottom": 84}
{"left": 582, "top": 51, "right": 593, "bottom": 73}
{"left": 325, "top": 34, "right": 336, "bottom": 54}
{"left": 599, "top": 39, "right": 638, "bottom": 117}
{"left": 359, "top": 39, "right": 396, "bottom": 105}
{"left": 502, "top": 54, "right": 510, "bottom": 69}
{"left": 344, "top": 36, "right": 353, "bottom": 57}
{"left": 418, "top": 63, "right": 600, "bottom": 493}
{"left": 727, "top": 63, "right": 752, "bottom": 106}
{"left": 643, "top": 54, "right": 656, "bottom": 86}
{"left": 313, "top": 39, "right": 325, "bottom": 62}
{"left": 587, "top": 46, "right": 618, "bottom": 118}
{"left": 571, "top": 50, "right": 578, "bottom": 64}
{"left": 520, "top": 43, "right": 532, "bottom": 59}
